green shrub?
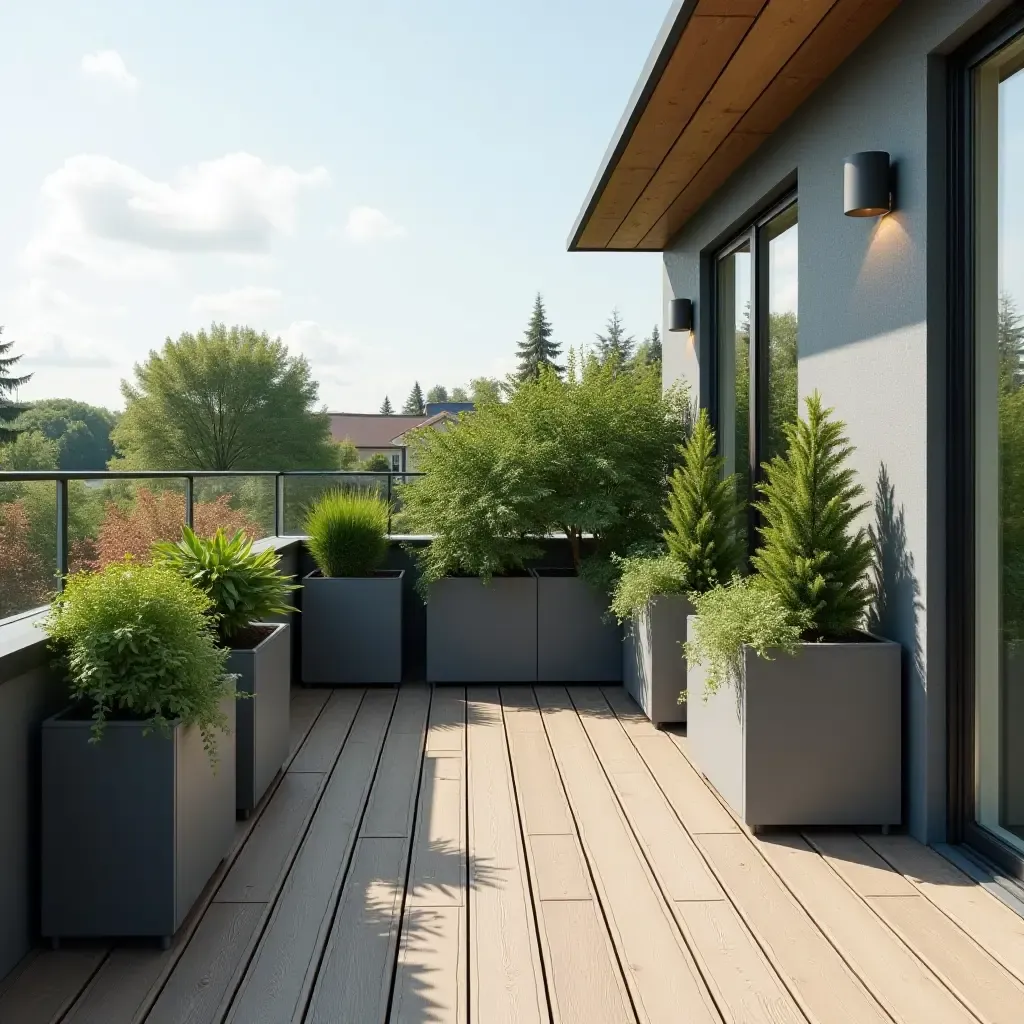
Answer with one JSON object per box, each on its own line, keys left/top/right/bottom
{"left": 683, "top": 576, "right": 809, "bottom": 697}
{"left": 152, "top": 526, "right": 298, "bottom": 643}
{"left": 42, "top": 558, "right": 232, "bottom": 760}
{"left": 609, "top": 552, "right": 689, "bottom": 623}
{"left": 305, "top": 489, "right": 390, "bottom": 577}
{"left": 752, "top": 392, "right": 873, "bottom": 637}
{"left": 664, "top": 408, "right": 740, "bottom": 594}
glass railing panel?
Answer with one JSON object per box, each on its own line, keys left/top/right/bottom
{"left": 192, "top": 475, "right": 274, "bottom": 541}
{"left": 281, "top": 473, "right": 391, "bottom": 535}
{"left": 0, "top": 478, "right": 57, "bottom": 619}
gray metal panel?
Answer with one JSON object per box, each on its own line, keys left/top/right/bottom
{"left": 622, "top": 596, "right": 691, "bottom": 724}
{"left": 0, "top": 658, "right": 65, "bottom": 981}
{"left": 535, "top": 573, "right": 621, "bottom": 683}
{"left": 427, "top": 577, "right": 537, "bottom": 683}
{"left": 41, "top": 690, "right": 236, "bottom": 940}
{"left": 301, "top": 573, "right": 403, "bottom": 684}
{"left": 228, "top": 623, "right": 290, "bottom": 814}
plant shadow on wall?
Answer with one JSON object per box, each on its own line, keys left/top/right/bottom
{"left": 867, "top": 463, "right": 925, "bottom": 684}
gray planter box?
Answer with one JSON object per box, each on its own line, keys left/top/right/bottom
{"left": 623, "top": 595, "right": 693, "bottom": 725}
{"left": 534, "top": 569, "right": 621, "bottom": 683}
{"left": 427, "top": 576, "right": 537, "bottom": 683}
{"left": 227, "top": 622, "right": 291, "bottom": 817}
{"left": 301, "top": 571, "right": 403, "bottom": 684}
{"left": 686, "top": 617, "right": 901, "bottom": 828}
{"left": 41, "top": 687, "right": 236, "bottom": 943}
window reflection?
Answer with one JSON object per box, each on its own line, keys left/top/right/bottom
{"left": 765, "top": 206, "right": 799, "bottom": 463}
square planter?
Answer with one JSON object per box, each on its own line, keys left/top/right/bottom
{"left": 41, "top": 686, "right": 236, "bottom": 943}
{"left": 301, "top": 570, "right": 403, "bottom": 684}
{"left": 623, "top": 595, "right": 693, "bottom": 725}
{"left": 227, "top": 622, "right": 291, "bottom": 817}
{"left": 686, "top": 617, "right": 902, "bottom": 828}
{"left": 427, "top": 575, "right": 537, "bottom": 682}
{"left": 534, "top": 569, "right": 621, "bottom": 683}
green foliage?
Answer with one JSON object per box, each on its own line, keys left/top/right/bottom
{"left": 999, "top": 299, "right": 1024, "bottom": 640}
{"left": 594, "top": 308, "right": 635, "bottom": 368}
{"left": 403, "top": 382, "right": 425, "bottom": 415}
{"left": 305, "top": 489, "right": 390, "bottom": 577}
{"left": 0, "top": 326, "right": 31, "bottom": 442}
{"left": 468, "top": 377, "right": 505, "bottom": 405}
{"left": 43, "top": 559, "right": 232, "bottom": 761}
{"left": 361, "top": 453, "right": 393, "bottom": 472}
{"left": 426, "top": 385, "right": 449, "bottom": 404}
{"left": 752, "top": 392, "right": 873, "bottom": 637}
{"left": 336, "top": 439, "right": 359, "bottom": 470}
{"left": 609, "top": 552, "right": 689, "bottom": 623}
{"left": 767, "top": 311, "right": 799, "bottom": 462}
{"left": 633, "top": 324, "right": 662, "bottom": 370}
{"left": 15, "top": 399, "right": 118, "bottom": 470}
{"left": 112, "top": 323, "right": 337, "bottom": 470}
{"left": 397, "top": 351, "right": 690, "bottom": 585}
{"left": 450, "top": 386, "right": 469, "bottom": 403}
{"left": 152, "top": 526, "right": 298, "bottom": 643}
{"left": 380, "top": 395, "right": 394, "bottom": 415}
{"left": 684, "top": 576, "right": 809, "bottom": 697}
{"left": 517, "top": 293, "right": 563, "bottom": 382}
{"left": 664, "top": 409, "right": 740, "bottom": 595}
{"left": 0, "top": 429, "right": 59, "bottom": 471}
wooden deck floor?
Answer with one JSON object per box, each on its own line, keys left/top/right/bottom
{"left": 3, "top": 684, "right": 1024, "bottom": 1024}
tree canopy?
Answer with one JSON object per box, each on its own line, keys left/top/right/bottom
{"left": 403, "top": 382, "right": 425, "bottom": 415}
{"left": 425, "top": 385, "right": 449, "bottom": 404}
{"left": 516, "top": 293, "right": 562, "bottom": 382}
{"left": 0, "top": 326, "right": 32, "bottom": 442}
{"left": 380, "top": 395, "right": 394, "bottom": 415}
{"left": 111, "top": 323, "right": 338, "bottom": 470}
{"left": 15, "top": 398, "right": 118, "bottom": 470}
{"left": 634, "top": 324, "right": 662, "bottom": 370}
{"left": 594, "top": 309, "right": 635, "bottom": 368}
{"left": 450, "top": 386, "right": 469, "bottom": 402}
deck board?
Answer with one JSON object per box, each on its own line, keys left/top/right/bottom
{"left": 8, "top": 684, "right": 1024, "bottom": 1024}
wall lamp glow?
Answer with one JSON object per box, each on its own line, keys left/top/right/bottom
{"left": 844, "top": 151, "right": 893, "bottom": 217}
{"left": 669, "top": 298, "right": 694, "bottom": 333}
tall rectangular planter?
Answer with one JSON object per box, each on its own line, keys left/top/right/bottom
{"left": 686, "top": 617, "right": 902, "bottom": 828}
{"left": 534, "top": 569, "right": 621, "bottom": 683}
{"left": 427, "top": 576, "right": 537, "bottom": 683}
{"left": 623, "top": 595, "right": 692, "bottom": 725}
{"left": 41, "top": 688, "right": 236, "bottom": 942}
{"left": 228, "top": 622, "right": 291, "bottom": 817}
{"left": 301, "top": 571, "right": 403, "bottom": 684}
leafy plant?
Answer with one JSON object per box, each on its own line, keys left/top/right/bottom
{"left": 305, "top": 489, "right": 390, "bottom": 577}
{"left": 752, "top": 392, "right": 873, "bottom": 637}
{"left": 152, "top": 526, "right": 298, "bottom": 643}
{"left": 609, "top": 552, "right": 689, "bottom": 623}
{"left": 42, "top": 558, "right": 232, "bottom": 761}
{"left": 683, "top": 575, "right": 809, "bottom": 697}
{"left": 664, "top": 408, "right": 740, "bottom": 594}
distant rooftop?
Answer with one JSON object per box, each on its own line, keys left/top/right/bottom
{"left": 329, "top": 404, "right": 473, "bottom": 449}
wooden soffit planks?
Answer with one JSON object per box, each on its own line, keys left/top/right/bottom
{"left": 570, "top": 0, "right": 902, "bottom": 252}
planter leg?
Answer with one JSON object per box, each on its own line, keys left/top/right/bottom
{"left": 159, "top": 936, "right": 172, "bottom": 951}
{"left": 238, "top": 808, "right": 251, "bottom": 822}
{"left": 49, "top": 937, "right": 60, "bottom": 951}
{"left": 881, "top": 824, "right": 891, "bottom": 836}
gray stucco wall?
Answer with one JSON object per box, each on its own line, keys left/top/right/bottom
{"left": 663, "top": 0, "right": 1013, "bottom": 843}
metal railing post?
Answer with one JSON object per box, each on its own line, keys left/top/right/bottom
{"left": 387, "top": 473, "right": 393, "bottom": 534}
{"left": 184, "top": 476, "right": 194, "bottom": 529}
{"left": 274, "top": 474, "right": 285, "bottom": 536}
{"left": 56, "top": 479, "right": 69, "bottom": 592}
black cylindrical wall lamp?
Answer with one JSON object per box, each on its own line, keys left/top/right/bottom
{"left": 669, "top": 297, "right": 693, "bottom": 332}
{"left": 844, "top": 151, "right": 892, "bottom": 217}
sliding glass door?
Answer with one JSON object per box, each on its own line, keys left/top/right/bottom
{"left": 714, "top": 197, "right": 799, "bottom": 557}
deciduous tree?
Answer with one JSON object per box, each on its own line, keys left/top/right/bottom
{"left": 15, "top": 399, "right": 118, "bottom": 470}
{"left": 425, "top": 385, "right": 449, "bottom": 404}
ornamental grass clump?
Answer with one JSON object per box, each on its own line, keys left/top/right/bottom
{"left": 153, "top": 526, "right": 298, "bottom": 644}
{"left": 42, "top": 558, "right": 232, "bottom": 759}
{"left": 305, "top": 489, "right": 390, "bottom": 577}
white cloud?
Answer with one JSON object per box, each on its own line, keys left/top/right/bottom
{"left": 81, "top": 50, "right": 138, "bottom": 90}
{"left": 279, "top": 320, "right": 361, "bottom": 365}
{"left": 22, "top": 333, "right": 115, "bottom": 369}
{"left": 191, "top": 285, "right": 282, "bottom": 320}
{"left": 345, "top": 205, "right": 405, "bottom": 242}
{"left": 24, "top": 153, "right": 330, "bottom": 278}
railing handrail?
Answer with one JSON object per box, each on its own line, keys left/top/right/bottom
{"left": 0, "top": 469, "right": 426, "bottom": 596}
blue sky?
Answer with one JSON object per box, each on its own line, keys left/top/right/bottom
{"left": 0, "top": 0, "right": 668, "bottom": 412}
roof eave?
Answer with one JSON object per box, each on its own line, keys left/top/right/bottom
{"left": 567, "top": 0, "right": 698, "bottom": 253}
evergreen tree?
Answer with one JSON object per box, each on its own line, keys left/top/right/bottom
{"left": 516, "top": 293, "right": 563, "bottom": 382}
{"left": 664, "top": 409, "right": 740, "bottom": 594}
{"left": 403, "top": 381, "right": 425, "bottom": 415}
{"left": 999, "top": 291, "right": 1024, "bottom": 389}
{"left": 595, "top": 309, "right": 635, "bottom": 368}
{"left": 0, "top": 326, "right": 32, "bottom": 443}
{"left": 752, "top": 392, "right": 873, "bottom": 637}
{"left": 633, "top": 324, "right": 662, "bottom": 370}
{"left": 426, "top": 385, "right": 449, "bottom": 405}
{"left": 380, "top": 395, "right": 394, "bottom": 415}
